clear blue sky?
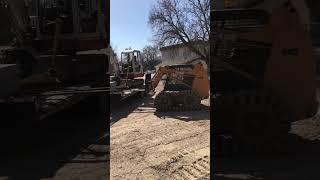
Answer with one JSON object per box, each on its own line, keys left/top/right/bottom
{"left": 111, "top": 0, "right": 154, "bottom": 56}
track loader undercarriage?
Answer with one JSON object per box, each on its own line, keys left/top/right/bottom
{"left": 154, "top": 90, "right": 201, "bottom": 111}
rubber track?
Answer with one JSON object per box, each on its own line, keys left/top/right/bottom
{"left": 155, "top": 90, "right": 201, "bottom": 112}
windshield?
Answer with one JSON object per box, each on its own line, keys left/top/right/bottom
{"left": 121, "top": 52, "right": 132, "bottom": 63}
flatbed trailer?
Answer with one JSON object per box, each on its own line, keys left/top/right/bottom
{"left": 0, "top": 83, "right": 109, "bottom": 122}
{"left": 0, "top": 80, "right": 147, "bottom": 123}
{"left": 110, "top": 88, "right": 145, "bottom": 101}
{"left": 45, "top": 85, "right": 146, "bottom": 101}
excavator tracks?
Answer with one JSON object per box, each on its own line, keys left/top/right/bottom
{"left": 154, "top": 90, "right": 202, "bottom": 112}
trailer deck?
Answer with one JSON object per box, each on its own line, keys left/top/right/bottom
{"left": 0, "top": 83, "right": 108, "bottom": 121}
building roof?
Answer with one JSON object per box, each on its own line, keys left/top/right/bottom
{"left": 159, "top": 41, "right": 208, "bottom": 51}
{"left": 121, "top": 49, "right": 141, "bottom": 53}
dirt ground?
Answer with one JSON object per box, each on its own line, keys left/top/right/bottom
{"left": 0, "top": 103, "right": 108, "bottom": 180}
{"left": 214, "top": 89, "right": 320, "bottom": 180}
{"left": 110, "top": 82, "right": 210, "bottom": 180}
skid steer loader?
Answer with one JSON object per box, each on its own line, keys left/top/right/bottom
{"left": 213, "top": 0, "right": 319, "bottom": 153}
{"left": 150, "top": 63, "right": 209, "bottom": 111}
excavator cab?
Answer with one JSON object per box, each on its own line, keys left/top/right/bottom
{"left": 120, "top": 49, "right": 144, "bottom": 79}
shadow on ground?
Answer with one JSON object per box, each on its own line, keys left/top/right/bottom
{"left": 214, "top": 127, "right": 320, "bottom": 180}
{"left": 110, "top": 94, "right": 210, "bottom": 124}
{"left": 110, "top": 94, "right": 147, "bottom": 124}
{"left": 214, "top": 89, "right": 320, "bottom": 180}
{"left": 154, "top": 104, "right": 210, "bottom": 121}
{"left": 0, "top": 103, "right": 108, "bottom": 180}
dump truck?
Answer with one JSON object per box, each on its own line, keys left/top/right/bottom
{"left": 0, "top": 0, "right": 110, "bottom": 123}
{"left": 149, "top": 63, "right": 209, "bottom": 111}
{"left": 213, "top": 0, "right": 319, "bottom": 153}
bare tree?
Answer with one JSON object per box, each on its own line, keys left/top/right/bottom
{"left": 148, "top": 0, "right": 210, "bottom": 64}
{"left": 142, "top": 45, "right": 161, "bottom": 71}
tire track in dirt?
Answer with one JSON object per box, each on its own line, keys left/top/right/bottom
{"left": 112, "top": 120, "right": 206, "bottom": 151}
{"left": 111, "top": 89, "right": 210, "bottom": 179}
{"left": 170, "top": 155, "right": 210, "bottom": 180}
{"left": 148, "top": 147, "right": 210, "bottom": 180}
